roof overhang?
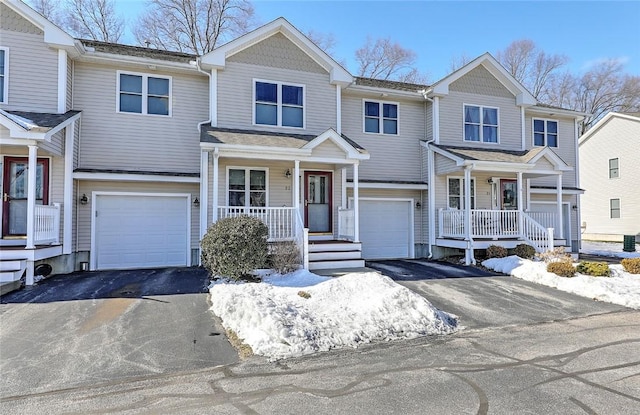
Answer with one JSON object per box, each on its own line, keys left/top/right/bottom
{"left": 579, "top": 112, "right": 640, "bottom": 146}
{"left": 76, "top": 51, "right": 198, "bottom": 73}
{"left": 345, "top": 85, "right": 425, "bottom": 101}
{"left": 0, "top": 110, "right": 81, "bottom": 141}
{"left": 200, "top": 17, "right": 353, "bottom": 86}
{"left": 527, "top": 105, "right": 589, "bottom": 120}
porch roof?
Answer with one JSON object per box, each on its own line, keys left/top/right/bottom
{"left": 0, "top": 110, "right": 81, "bottom": 141}
{"left": 200, "top": 126, "right": 366, "bottom": 152}
{"left": 431, "top": 144, "right": 544, "bottom": 163}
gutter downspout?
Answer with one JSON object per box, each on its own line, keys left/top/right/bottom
{"left": 420, "top": 90, "right": 436, "bottom": 259}
{"left": 195, "top": 58, "right": 212, "bottom": 132}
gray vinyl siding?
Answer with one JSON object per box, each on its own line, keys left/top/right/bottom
{"left": 526, "top": 114, "right": 577, "bottom": 187}
{"left": 67, "top": 57, "right": 73, "bottom": 110}
{"left": 579, "top": 115, "right": 640, "bottom": 239}
{"left": 38, "top": 130, "right": 64, "bottom": 156}
{"left": 216, "top": 61, "right": 336, "bottom": 135}
{"left": 434, "top": 153, "right": 459, "bottom": 175}
{"left": 73, "top": 61, "right": 208, "bottom": 173}
{"left": 438, "top": 91, "right": 521, "bottom": 150}
{"left": 341, "top": 93, "right": 425, "bottom": 181}
{"left": 76, "top": 181, "right": 199, "bottom": 251}
{"left": 0, "top": 29, "right": 58, "bottom": 112}
{"left": 450, "top": 65, "right": 514, "bottom": 98}
{"left": 311, "top": 140, "right": 345, "bottom": 159}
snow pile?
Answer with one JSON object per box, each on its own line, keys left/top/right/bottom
{"left": 483, "top": 256, "right": 640, "bottom": 309}
{"left": 209, "top": 270, "right": 458, "bottom": 359}
{"left": 581, "top": 241, "right": 640, "bottom": 259}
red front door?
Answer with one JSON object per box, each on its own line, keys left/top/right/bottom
{"left": 304, "top": 171, "right": 332, "bottom": 233}
{"left": 2, "top": 157, "right": 49, "bottom": 238}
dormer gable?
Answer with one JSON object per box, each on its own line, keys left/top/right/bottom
{"left": 200, "top": 17, "right": 353, "bottom": 86}
{"left": 428, "top": 53, "right": 536, "bottom": 106}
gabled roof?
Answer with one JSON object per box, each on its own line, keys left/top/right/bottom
{"left": 0, "top": 109, "right": 81, "bottom": 140}
{"left": 201, "top": 17, "right": 353, "bottom": 85}
{"left": 579, "top": 112, "right": 640, "bottom": 146}
{"left": 427, "top": 53, "right": 537, "bottom": 106}
{"left": 1, "top": 0, "right": 78, "bottom": 52}
{"left": 429, "top": 143, "right": 572, "bottom": 171}
{"left": 80, "top": 39, "right": 196, "bottom": 64}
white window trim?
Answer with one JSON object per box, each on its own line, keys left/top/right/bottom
{"left": 462, "top": 103, "right": 500, "bottom": 144}
{"left": 608, "top": 157, "right": 620, "bottom": 179}
{"left": 116, "top": 70, "right": 172, "bottom": 116}
{"left": 362, "top": 99, "right": 400, "bottom": 135}
{"left": 225, "top": 166, "right": 270, "bottom": 207}
{"left": 446, "top": 176, "right": 476, "bottom": 209}
{"left": 610, "top": 198, "right": 621, "bottom": 219}
{"left": 532, "top": 117, "right": 559, "bottom": 148}
{"left": 252, "top": 79, "right": 306, "bottom": 129}
{"left": 0, "top": 47, "right": 8, "bottom": 104}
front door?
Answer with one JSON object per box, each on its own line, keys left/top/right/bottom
{"left": 2, "top": 157, "right": 49, "bottom": 238}
{"left": 304, "top": 171, "right": 332, "bottom": 234}
{"left": 501, "top": 179, "right": 518, "bottom": 210}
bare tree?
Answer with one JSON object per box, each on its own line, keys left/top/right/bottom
{"left": 63, "top": 0, "right": 124, "bottom": 42}
{"left": 448, "top": 53, "right": 472, "bottom": 73}
{"left": 496, "top": 39, "right": 568, "bottom": 102}
{"left": 356, "top": 37, "right": 428, "bottom": 84}
{"left": 305, "top": 30, "right": 337, "bottom": 56}
{"left": 30, "top": 0, "right": 62, "bottom": 23}
{"left": 134, "top": 0, "right": 255, "bottom": 54}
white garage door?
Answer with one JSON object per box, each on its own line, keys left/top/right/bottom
{"left": 359, "top": 199, "right": 413, "bottom": 259}
{"left": 94, "top": 194, "right": 189, "bottom": 270}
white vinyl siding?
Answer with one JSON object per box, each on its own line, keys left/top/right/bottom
{"left": 74, "top": 61, "right": 207, "bottom": 173}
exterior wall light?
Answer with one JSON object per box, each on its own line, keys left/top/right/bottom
{"left": 79, "top": 194, "right": 88, "bottom": 205}
{"left": 285, "top": 169, "right": 292, "bottom": 179}
{"left": 193, "top": 197, "right": 200, "bottom": 208}
{"left": 415, "top": 201, "right": 422, "bottom": 209}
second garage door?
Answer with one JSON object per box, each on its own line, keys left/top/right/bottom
{"left": 359, "top": 199, "right": 413, "bottom": 259}
{"left": 94, "top": 194, "right": 190, "bottom": 270}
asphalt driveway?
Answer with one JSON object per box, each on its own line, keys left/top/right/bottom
{"left": 367, "top": 259, "right": 627, "bottom": 330}
{"left": 0, "top": 267, "right": 238, "bottom": 398}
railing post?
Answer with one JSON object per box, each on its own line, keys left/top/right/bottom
{"left": 53, "top": 203, "right": 61, "bottom": 244}
{"left": 438, "top": 209, "right": 443, "bottom": 237}
{"left": 303, "top": 228, "right": 309, "bottom": 270}
{"left": 547, "top": 228, "right": 555, "bottom": 252}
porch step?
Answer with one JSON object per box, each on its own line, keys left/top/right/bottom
{"left": 309, "top": 250, "right": 362, "bottom": 262}
{"left": 0, "top": 259, "right": 26, "bottom": 283}
{"left": 308, "top": 242, "right": 362, "bottom": 253}
{"left": 309, "top": 259, "right": 366, "bottom": 270}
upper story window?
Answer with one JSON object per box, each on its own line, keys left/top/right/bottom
{"left": 533, "top": 119, "right": 558, "bottom": 147}
{"left": 117, "top": 71, "right": 171, "bottom": 116}
{"left": 609, "top": 158, "right": 619, "bottom": 178}
{"left": 364, "top": 100, "right": 398, "bottom": 134}
{"left": 464, "top": 105, "right": 498, "bottom": 143}
{"left": 0, "top": 48, "right": 8, "bottom": 104}
{"left": 254, "top": 80, "right": 304, "bottom": 128}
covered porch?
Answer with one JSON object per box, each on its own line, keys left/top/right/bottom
{"left": 426, "top": 143, "right": 574, "bottom": 264}
{"left": 0, "top": 109, "right": 81, "bottom": 285}
{"left": 199, "top": 127, "right": 369, "bottom": 269}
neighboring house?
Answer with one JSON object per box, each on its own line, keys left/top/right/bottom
{"left": 579, "top": 112, "right": 640, "bottom": 243}
{"left": 0, "top": 0, "right": 586, "bottom": 289}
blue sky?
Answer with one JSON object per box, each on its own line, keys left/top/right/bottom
{"left": 114, "top": 0, "right": 640, "bottom": 81}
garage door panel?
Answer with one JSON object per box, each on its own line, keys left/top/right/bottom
{"left": 359, "top": 200, "right": 412, "bottom": 260}
{"left": 95, "top": 195, "right": 189, "bottom": 269}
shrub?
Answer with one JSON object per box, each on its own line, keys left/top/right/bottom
{"left": 621, "top": 258, "right": 640, "bottom": 274}
{"left": 576, "top": 261, "right": 611, "bottom": 277}
{"left": 486, "top": 245, "right": 508, "bottom": 259}
{"left": 270, "top": 240, "right": 301, "bottom": 274}
{"left": 513, "top": 244, "right": 536, "bottom": 259}
{"left": 547, "top": 261, "right": 576, "bottom": 278}
{"left": 201, "top": 216, "right": 269, "bottom": 280}
{"left": 536, "top": 247, "right": 572, "bottom": 263}
{"left": 298, "top": 290, "right": 311, "bottom": 299}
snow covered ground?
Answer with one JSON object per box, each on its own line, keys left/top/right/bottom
{"left": 581, "top": 241, "right": 640, "bottom": 259}
{"left": 209, "top": 270, "right": 458, "bottom": 360}
{"left": 483, "top": 256, "right": 640, "bottom": 309}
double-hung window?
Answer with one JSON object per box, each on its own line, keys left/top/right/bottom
{"left": 254, "top": 80, "right": 304, "bottom": 128}
{"left": 609, "top": 158, "right": 619, "bottom": 178}
{"left": 364, "top": 101, "right": 398, "bottom": 134}
{"left": 0, "top": 48, "right": 8, "bottom": 104}
{"left": 448, "top": 177, "right": 475, "bottom": 209}
{"left": 118, "top": 71, "right": 171, "bottom": 116}
{"left": 610, "top": 198, "right": 621, "bottom": 219}
{"left": 533, "top": 119, "right": 558, "bottom": 147}
{"left": 464, "top": 105, "right": 498, "bottom": 143}
{"left": 228, "top": 168, "right": 267, "bottom": 208}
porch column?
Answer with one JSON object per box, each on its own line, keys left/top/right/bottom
{"left": 464, "top": 166, "right": 473, "bottom": 265}
{"left": 293, "top": 160, "right": 300, "bottom": 210}
{"left": 212, "top": 148, "right": 219, "bottom": 222}
{"left": 26, "top": 145, "right": 38, "bottom": 249}
{"left": 353, "top": 162, "right": 360, "bottom": 242}
{"left": 525, "top": 179, "right": 531, "bottom": 211}
{"left": 517, "top": 171, "right": 524, "bottom": 236}
{"left": 63, "top": 123, "right": 75, "bottom": 254}
{"left": 556, "top": 174, "right": 563, "bottom": 240}
{"left": 199, "top": 150, "right": 209, "bottom": 239}
{"left": 341, "top": 167, "right": 347, "bottom": 209}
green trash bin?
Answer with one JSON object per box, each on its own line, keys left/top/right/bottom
{"left": 623, "top": 235, "right": 636, "bottom": 252}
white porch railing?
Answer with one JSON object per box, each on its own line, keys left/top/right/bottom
{"left": 34, "top": 203, "right": 60, "bottom": 245}
{"left": 217, "top": 206, "right": 309, "bottom": 269}
{"left": 526, "top": 211, "right": 559, "bottom": 237}
{"left": 338, "top": 207, "right": 355, "bottom": 241}
{"left": 438, "top": 208, "right": 554, "bottom": 252}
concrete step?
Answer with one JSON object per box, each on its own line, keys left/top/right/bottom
{"left": 309, "top": 250, "right": 362, "bottom": 262}
{"left": 0, "top": 259, "right": 25, "bottom": 271}
{"left": 309, "top": 259, "right": 365, "bottom": 270}
{"left": 308, "top": 242, "right": 362, "bottom": 253}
